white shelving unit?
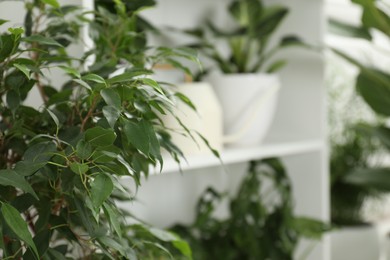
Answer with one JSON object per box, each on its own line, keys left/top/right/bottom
{"left": 128, "top": 1, "right": 330, "bottom": 260}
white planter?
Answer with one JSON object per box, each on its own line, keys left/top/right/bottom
{"left": 331, "top": 225, "right": 381, "bottom": 260}
{"left": 206, "top": 73, "right": 280, "bottom": 147}
{"left": 162, "top": 82, "right": 223, "bottom": 156}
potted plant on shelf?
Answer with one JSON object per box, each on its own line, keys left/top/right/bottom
{"left": 0, "top": 0, "right": 197, "bottom": 258}
{"left": 182, "top": 0, "right": 303, "bottom": 147}
{"left": 168, "top": 158, "right": 329, "bottom": 260}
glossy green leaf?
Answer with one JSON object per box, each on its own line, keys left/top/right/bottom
{"left": 293, "top": 217, "right": 331, "bottom": 239}
{"left": 46, "top": 108, "right": 60, "bottom": 128}
{"left": 328, "top": 18, "right": 372, "bottom": 40}
{"left": 13, "top": 63, "right": 31, "bottom": 80}
{"left": 76, "top": 139, "right": 93, "bottom": 160}
{"left": 344, "top": 167, "right": 390, "bottom": 190}
{"left": 266, "top": 59, "right": 287, "bottom": 73}
{"left": 124, "top": 120, "right": 161, "bottom": 160}
{"left": 59, "top": 65, "right": 81, "bottom": 78}
{"left": 85, "top": 127, "right": 117, "bottom": 147}
{"left": 2, "top": 203, "right": 39, "bottom": 259}
{"left": 82, "top": 73, "right": 106, "bottom": 85}
{"left": 70, "top": 162, "right": 89, "bottom": 175}
{"left": 6, "top": 90, "right": 20, "bottom": 112}
{"left": 173, "top": 240, "right": 192, "bottom": 258}
{"left": 97, "top": 236, "right": 126, "bottom": 257}
{"left": 356, "top": 69, "right": 390, "bottom": 116}
{"left": 14, "top": 161, "right": 47, "bottom": 177}
{"left": 174, "top": 92, "right": 196, "bottom": 111}
{"left": 23, "top": 141, "right": 57, "bottom": 163}
{"left": 107, "top": 70, "right": 153, "bottom": 84}
{"left": 101, "top": 88, "right": 121, "bottom": 108}
{"left": 103, "top": 105, "right": 121, "bottom": 128}
{"left": 0, "top": 19, "right": 8, "bottom": 26}
{"left": 0, "top": 34, "right": 16, "bottom": 62}
{"left": 91, "top": 174, "right": 113, "bottom": 209}
{"left": 41, "top": 0, "right": 60, "bottom": 8}
{"left": 23, "top": 35, "right": 63, "bottom": 47}
{"left": 103, "top": 203, "right": 122, "bottom": 238}
{"left": 0, "top": 170, "right": 38, "bottom": 200}
{"left": 73, "top": 78, "right": 92, "bottom": 91}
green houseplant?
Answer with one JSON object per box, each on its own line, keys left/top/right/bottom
{"left": 328, "top": 1, "right": 390, "bottom": 259}
{"left": 329, "top": 0, "right": 390, "bottom": 224}
{"left": 179, "top": 0, "right": 303, "bottom": 147}
{"left": 0, "top": 0, "right": 199, "bottom": 258}
{"left": 169, "top": 158, "right": 329, "bottom": 260}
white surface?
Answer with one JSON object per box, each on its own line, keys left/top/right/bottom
{"left": 161, "top": 82, "right": 223, "bottom": 156}
{"left": 206, "top": 73, "right": 280, "bottom": 147}
{"left": 159, "top": 139, "right": 324, "bottom": 174}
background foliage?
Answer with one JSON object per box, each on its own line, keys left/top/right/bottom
{"left": 169, "top": 159, "right": 329, "bottom": 260}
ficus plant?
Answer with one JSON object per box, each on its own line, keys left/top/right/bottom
{"left": 181, "top": 0, "right": 303, "bottom": 74}
{"left": 0, "top": 0, "right": 198, "bottom": 259}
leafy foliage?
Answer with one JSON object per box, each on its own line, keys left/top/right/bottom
{"left": 330, "top": 0, "right": 390, "bottom": 225}
{"left": 330, "top": 124, "right": 387, "bottom": 225}
{"left": 0, "top": 0, "right": 194, "bottom": 258}
{"left": 170, "top": 159, "right": 329, "bottom": 260}
{"left": 182, "top": 0, "right": 303, "bottom": 74}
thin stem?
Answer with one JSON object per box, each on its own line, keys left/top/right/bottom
{"left": 80, "top": 95, "right": 99, "bottom": 131}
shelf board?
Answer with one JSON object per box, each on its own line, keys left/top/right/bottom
{"left": 156, "top": 139, "right": 325, "bottom": 174}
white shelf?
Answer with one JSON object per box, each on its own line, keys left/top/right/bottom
{"left": 157, "top": 139, "right": 324, "bottom": 174}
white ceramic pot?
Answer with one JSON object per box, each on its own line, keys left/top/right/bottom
{"left": 206, "top": 73, "right": 280, "bottom": 147}
{"left": 331, "top": 225, "right": 381, "bottom": 260}
{"left": 162, "top": 82, "right": 223, "bottom": 156}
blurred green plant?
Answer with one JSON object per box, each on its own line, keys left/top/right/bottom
{"left": 169, "top": 158, "right": 329, "bottom": 260}
{"left": 181, "top": 0, "right": 303, "bottom": 74}
{"left": 329, "top": 0, "right": 390, "bottom": 225}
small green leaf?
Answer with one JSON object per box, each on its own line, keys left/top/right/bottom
{"left": 97, "top": 236, "right": 126, "bottom": 256}
{"left": 103, "top": 203, "right": 122, "bottom": 238}
{"left": 45, "top": 108, "right": 60, "bottom": 128}
{"left": 59, "top": 65, "right": 81, "bottom": 78}
{"left": 266, "top": 59, "right": 287, "bottom": 73}
{"left": 149, "top": 227, "right": 177, "bottom": 241}
{"left": 0, "top": 170, "right": 38, "bottom": 200}
{"left": 23, "top": 35, "right": 62, "bottom": 47}
{"left": 13, "top": 63, "right": 31, "bottom": 79}
{"left": 2, "top": 203, "right": 39, "bottom": 259}
{"left": 124, "top": 120, "right": 161, "bottom": 159}
{"left": 73, "top": 79, "right": 92, "bottom": 91}
{"left": 102, "top": 105, "right": 121, "bottom": 128}
{"left": 14, "top": 161, "right": 47, "bottom": 176}
{"left": 173, "top": 240, "right": 192, "bottom": 258}
{"left": 0, "top": 35, "right": 15, "bottom": 62}
{"left": 70, "top": 162, "right": 89, "bottom": 175}
{"left": 138, "top": 78, "right": 164, "bottom": 94}
{"left": 356, "top": 69, "right": 390, "bottom": 116}
{"left": 76, "top": 140, "right": 93, "bottom": 160}
{"left": 41, "top": 0, "right": 60, "bottom": 8}
{"left": 101, "top": 88, "right": 121, "bottom": 108}
{"left": 344, "top": 167, "right": 390, "bottom": 190}
{"left": 90, "top": 174, "right": 113, "bottom": 209}
{"left": 85, "top": 127, "right": 117, "bottom": 147}
{"left": 175, "top": 92, "right": 197, "bottom": 111}
{"left": 107, "top": 69, "right": 153, "bottom": 84}
{"left": 0, "top": 19, "right": 8, "bottom": 26}
{"left": 6, "top": 90, "right": 20, "bottom": 112}
{"left": 82, "top": 73, "right": 106, "bottom": 85}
